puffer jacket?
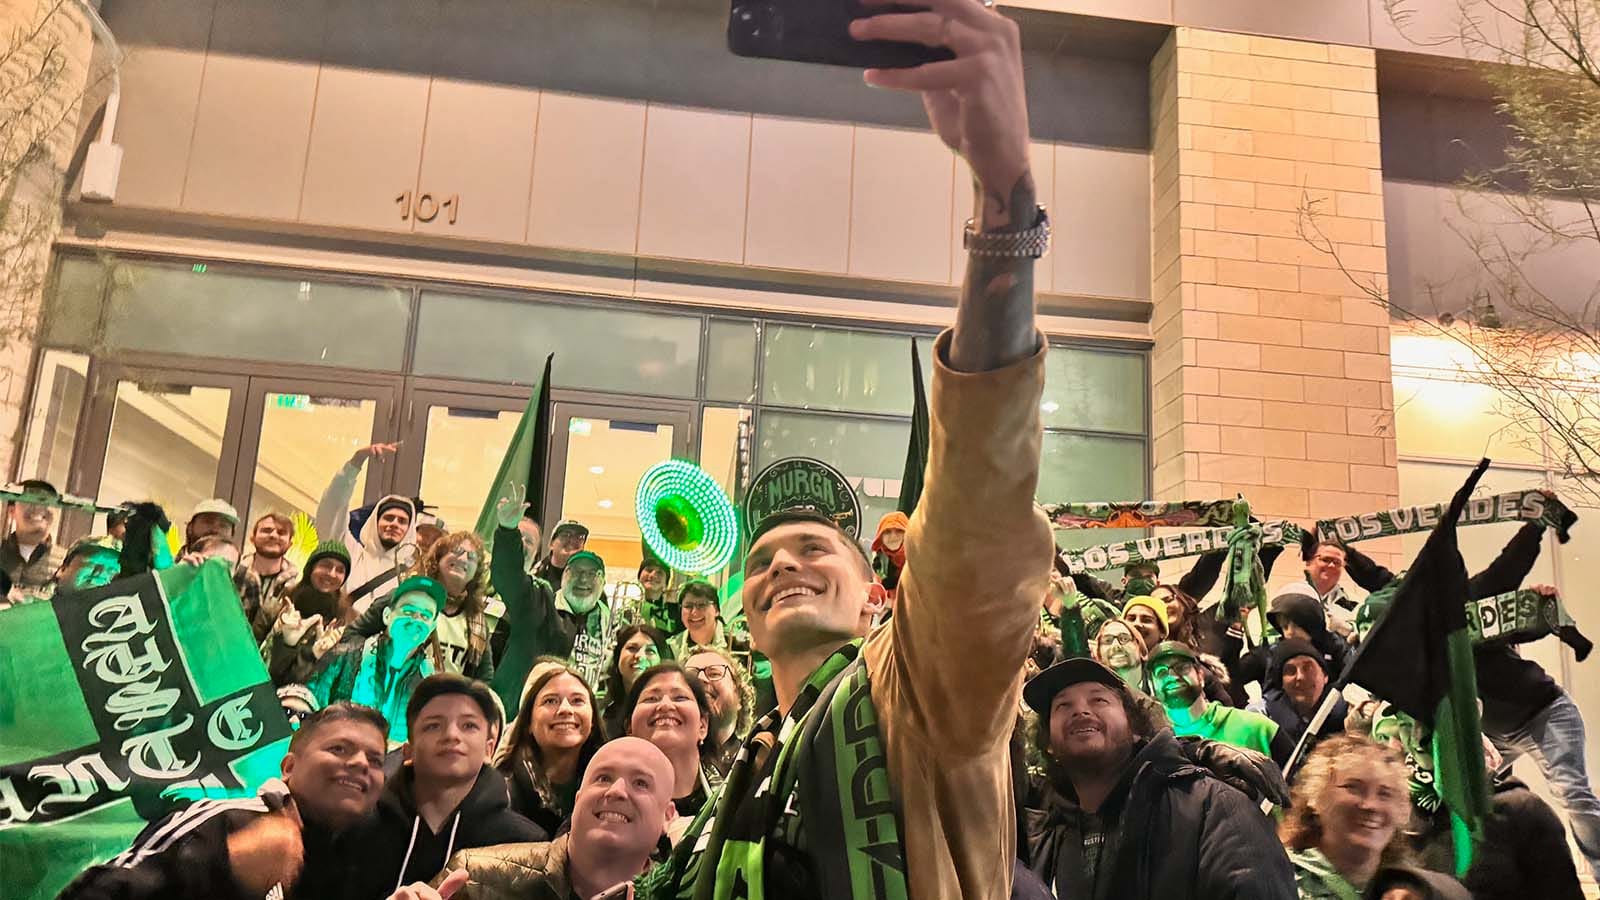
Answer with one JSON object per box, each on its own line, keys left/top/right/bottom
{"left": 348, "top": 764, "right": 546, "bottom": 900}
{"left": 316, "top": 466, "right": 417, "bottom": 614}
{"left": 1024, "top": 728, "right": 1295, "bottom": 900}
{"left": 434, "top": 833, "right": 579, "bottom": 900}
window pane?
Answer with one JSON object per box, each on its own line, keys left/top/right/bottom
{"left": 1393, "top": 375, "right": 1544, "bottom": 465}
{"left": 245, "top": 393, "right": 377, "bottom": 532}
{"left": 418, "top": 405, "right": 523, "bottom": 537}
{"left": 706, "top": 319, "right": 757, "bottom": 403}
{"left": 761, "top": 324, "right": 923, "bottom": 415}
{"left": 416, "top": 292, "right": 700, "bottom": 396}
{"left": 99, "top": 380, "right": 232, "bottom": 518}
{"left": 1038, "top": 432, "right": 1147, "bottom": 505}
{"left": 755, "top": 410, "right": 910, "bottom": 538}
{"left": 559, "top": 415, "right": 677, "bottom": 584}
{"left": 44, "top": 257, "right": 106, "bottom": 347}
{"left": 103, "top": 262, "right": 410, "bottom": 370}
{"left": 1043, "top": 348, "right": 1145, "bottom": 434}
{"left": 18, "top": 350, "right": 88, "bottom": 488}
{"left": 699, "top": 406, "right": 748, "bottom": 502}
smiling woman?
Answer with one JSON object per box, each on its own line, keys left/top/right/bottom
{"left": 622, "top": 663, "right": 715, "bottom": 839}
{"left": 497, "top": 662, "right": 606, "bottom": 836}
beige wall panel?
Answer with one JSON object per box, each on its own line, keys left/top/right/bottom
{"left": 1053, "top": 144, "right": 1150, "bottom": 300}
{"left": 849, "top": 126, "right": 953, "bottom": 283}
{"left": 1174, "top": 0, "right": 1369, "bottom": 46}
{"left": 949, "top": 141, "right": 1056, "bottom": 288}
{"left": 527, "top": 93, "right": 647, "bottom": 254}
{"left": 183, "top": 56, "right": 318, "bottom": 220}
{"left": 413, "top": 79, "right": 541, "bottom": 243}
{"left": 637, "top": 105, "right": 752, "bottom": 264}
{"left": 744, "top": 116, "right": 853, "bottom": 274}
{"left": 298, "top": 68, "right": 430, "bottom": 231}
{"left": 113, "top": 45, "right": 206, "bottom": 209}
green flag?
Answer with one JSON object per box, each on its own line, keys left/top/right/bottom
{"left": 0, "top": 560, "right": 291, "bottom": 900}
{"left": 1341, "top": 458, "right": 1493, "bottom": 874}
{"left": 475, "top": 354, "right": 554, "bottom": 542}
{"left": 897, "top": 341, "right": 930, "bottom": 515}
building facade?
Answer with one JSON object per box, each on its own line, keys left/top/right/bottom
{"left": 7, "top": 0, "right": 1600, "bottom": 821}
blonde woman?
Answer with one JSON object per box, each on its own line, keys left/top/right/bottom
{"left": 1281, "top": 734, "right": 1446, "bottom": 899}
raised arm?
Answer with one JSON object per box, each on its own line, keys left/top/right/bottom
{"left": 855, "top": 0, "right": 1052, "bottom": 754}
{"left": 1468, "top": 521, "right": 1545, "bottom": 600}
{"left": 314, "top": 443, "right": 398, "bottom": 541}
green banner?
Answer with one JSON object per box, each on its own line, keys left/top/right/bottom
{"left": 1467, "top": 589, "right": 1575, "bottom": 644}
{"left": 1046, "top": 499, "right": 1240, "bottom": 530}
{"left": 1316, "top": 489, "right": 1577, "bottom": 545}
{"left": 0, "top": 560, "right": 291, "bottom": 900}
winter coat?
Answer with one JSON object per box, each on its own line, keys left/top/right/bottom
{"left": 347, "top": 764, "right": 547, "bottom": 900}
{"left": 316, "top": 466, "right": 417, "bottom": 613}
{"left": 307, "top": 633, "right": 435, "bottom": 744}
{"left": 56, "top": 779, "right": 360, "bottom": 900}
{"left": 1262, "top": 688, "right": 1347, "bottom": 756}
{"left": 1024, "top": 728, "right": 1295, "bottom": 900}
{"left": 235, "top": 558, "right": 301, "bottom": 641}
{"left": 489, "top": 526, "right": 566, "bottom": 713}
{"left": 432, "top": 833, "right": 578, "bottom": 900}
{"left": 1409, "top": 776, "right": 1584, "bottom": 900}
{"left": 501, "top": 754, "right": 582, "bottom": 837}
{"left": 0, "top": 533, "right": 63, "bottom": 601}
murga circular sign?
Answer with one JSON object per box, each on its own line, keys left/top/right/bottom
{"left": 744, "top": 457, "right": 862, "bottom": 539}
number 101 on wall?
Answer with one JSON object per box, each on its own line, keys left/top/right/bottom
{"left": 396, "top": 191, "right": 459, "bottom": 224}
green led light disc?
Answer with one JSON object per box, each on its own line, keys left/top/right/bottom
{"left": 635, "top": 460, "right": 739, "bottom": 575}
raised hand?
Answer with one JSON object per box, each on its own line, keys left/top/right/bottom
{"left": 349, "top": 442, "right": 402, "bottom": 467}
{"left": 496, "top": 488, "right": 528, "bottom": 531}
{"left": 851, "top": 0, "right": 1038, "bottom": 373}
{"left": 275, "top": 607, "right": 323, "bottom": 646}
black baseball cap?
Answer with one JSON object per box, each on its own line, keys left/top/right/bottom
{"left": 1145, "top": 640, "right": 1201, "bottom": 670}
{"left": 1023, "top": 656, "right": 1127, "bottom": 715}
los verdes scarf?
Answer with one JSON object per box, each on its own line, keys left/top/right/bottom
{"left": 1055, "top": 489, "right": 1578, "bottom": 574}
{"left": 637, "top": 641, "right": 907, "bottom": 900}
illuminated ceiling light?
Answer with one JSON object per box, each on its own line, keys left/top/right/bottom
{"left": 1041, "top": 400, "right": 1060, "bottom": 413}
{"left": 589, "top": 465, "right": 605, "bottom": 475}
{"left": 597, "top": 499, "right": 614, "bottom": 509}
{"left": 635, "top": 460, "right": 739, "bottom": 575}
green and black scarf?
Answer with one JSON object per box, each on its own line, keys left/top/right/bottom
{"left": 638, "top": 641, "right": 908, "bottom": 900}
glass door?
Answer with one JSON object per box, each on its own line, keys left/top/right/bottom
{"left": 70, "top": 364, "right": 251, "bottom": 536}
{"left": 546, "top": 400, "right": 694, "bottom": 587}
{"left": 395, "top": 384, "right": 532, "bottom": 535}
{"left": 229, "top": 376, "right": 401, "bottom": 537}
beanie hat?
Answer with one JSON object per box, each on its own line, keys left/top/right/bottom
{"left": 304, "top": 540, "right": 352, "bottom": 580}
{"left": 1121, "top": 595, "right": 1170, "bottom": 636}
{"left": 375, "top": 497, "right": 414, "bottom": 521}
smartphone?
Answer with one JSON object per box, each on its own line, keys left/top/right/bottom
{"left": 728, "top": 0, "right": 955, "bottom": 69}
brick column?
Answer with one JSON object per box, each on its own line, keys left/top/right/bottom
{"left": 0, "top": 0, "right": 95, "bottom": 478}
{"left": 1149, "top": 27, "right": 1399, "bottom": 532}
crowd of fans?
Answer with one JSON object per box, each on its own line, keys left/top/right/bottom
{"left": 10, "top": 439, "right": 1592, "bottom": 900}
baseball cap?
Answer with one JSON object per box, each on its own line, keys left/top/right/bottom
{"left": 1145, "top": 640, "right": 1201, "bottom": 670}
{"left": 191, "top": 498, "right": 240, "bottom": 525}
{"left": 392, "top": 575, "right": 447, "bottom": 609}
{"left": 566, "top": 550, "right": 605, "bottom": 573}
{"left": 552, "top": 519, "right": 590, "bottom": 540}
{"left": 1023, "top": 656, "right": 1127, "bottom": 714}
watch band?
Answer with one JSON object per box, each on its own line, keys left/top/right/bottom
{"left": 963, "top": 205, "right": 1050, "bottom": 259}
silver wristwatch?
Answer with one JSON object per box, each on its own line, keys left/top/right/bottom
{"left": 963, "top": 205, "right": 1050, "bottom": 259}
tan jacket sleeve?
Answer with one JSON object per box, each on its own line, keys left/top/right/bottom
{"left": 866, "top": 329, "right": 1054, "bottom": 756}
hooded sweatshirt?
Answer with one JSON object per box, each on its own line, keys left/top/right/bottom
{"left": 348, "top": 764, "right": 546, "bottom": 900}
{"left": 872, "top": 511, "right": 910, "bottom": 592}
{"left": 317, "top": 464, "right": 417, "bottom": 614}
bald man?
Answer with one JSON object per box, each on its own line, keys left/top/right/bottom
{"left": 386, "top": 736, "right": 676, "bottom": 900}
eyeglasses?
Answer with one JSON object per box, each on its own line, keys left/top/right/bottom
{"left": 686, "top": 664, "right": 732, "bottom": 683}
{"left": 682, "top": 601, "right": 716, "bottom": 611}
{"left": 1101, "top": 634, "right": 1135, "bottom": 647}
